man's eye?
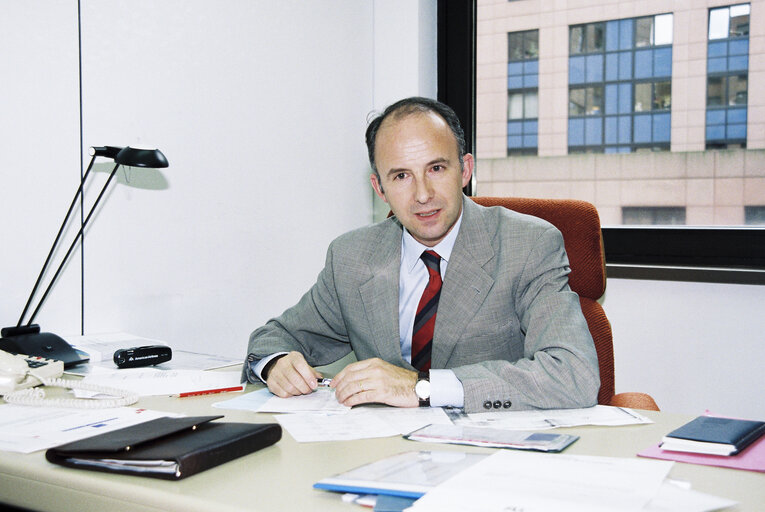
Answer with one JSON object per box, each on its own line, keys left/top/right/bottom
{"left": 432, "top": 165, "right": 443, "bottom": 172}
{"left": 394, "top": 172, "right": 407, "bottom": 180}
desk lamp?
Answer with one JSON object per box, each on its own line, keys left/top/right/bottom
{"left": 0, "top": 146, "right": 169, "bottom": 367}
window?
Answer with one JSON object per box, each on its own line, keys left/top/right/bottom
{"left": 568, "top": 14, "right": 673, "bottom": 153}
{"left": 507, "top": 30, "right": 539, "bottom": 155}
{"left": 623, "top": 207, "right": 686, "bottom": 225}
{"left": 706, "top": 4, "right": 749, "bottom": 148}
{"left": 745, "top": 207, "right": 765, "bottom": 225}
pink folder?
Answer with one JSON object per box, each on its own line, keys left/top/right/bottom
{"left": 638, "top": 414, "right": 765, "bottom": 473}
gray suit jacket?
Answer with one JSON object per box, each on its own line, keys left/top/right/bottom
{"left": 245, "top": 197, "right": 600, "bottom": 413}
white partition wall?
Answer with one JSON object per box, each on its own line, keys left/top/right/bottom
{"left": 2, "top": 0, "right": 437, "bottom": 359}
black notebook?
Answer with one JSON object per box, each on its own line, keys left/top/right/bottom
{"left": 46, "top": 415, "right": 281, "bottom": 480}
{"left": 661, "top": 416, "right": 765, "bottom": 456}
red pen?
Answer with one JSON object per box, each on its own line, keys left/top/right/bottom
{"left": 176, "top": 385, "right": 245, "bottom": 398}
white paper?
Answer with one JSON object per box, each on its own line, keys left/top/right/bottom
{"left": 462, "top": 405, "right": 652, "bottom": 430}
{"left": 0, "top": 404, "right": 177, "bottom": 453}
{"left": 405, "top": 450, "right": 673, "bottom": 512}
{"left": 276, "top": 406, "right": 452, "bottom": 442}
{"left": 257, "top": 387, "right": 351, "bottom": 413}
{"left": 645, "top": 480, "right": 737, "bottom": 512}
{"left": 79, "top": 368, "right": 244, "bottom": 397}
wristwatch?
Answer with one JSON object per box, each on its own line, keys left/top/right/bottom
{"left": 414, "top": 371, "right": 430, "bottom": 407}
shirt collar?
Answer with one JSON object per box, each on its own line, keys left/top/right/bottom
{"left": 401, "top": 211, "right": 463, "bottom": 273}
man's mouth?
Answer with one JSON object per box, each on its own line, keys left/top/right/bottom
{"left": 415, "top": 210, "right": 439, "bottom": 218}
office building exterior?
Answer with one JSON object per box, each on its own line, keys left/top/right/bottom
{"left": 476, "top": 0, "right": 765, "bottom": 225}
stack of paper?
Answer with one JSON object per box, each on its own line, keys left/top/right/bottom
{"left": 402, "top": 450, "right": 736, "bottom": 512}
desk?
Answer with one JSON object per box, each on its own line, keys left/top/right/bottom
{"left": 1, "top": 385, "right": 763, "bottom": 512}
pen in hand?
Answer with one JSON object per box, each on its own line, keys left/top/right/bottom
{"left": 316, "top": 377, "right": 332, "bottom": 388}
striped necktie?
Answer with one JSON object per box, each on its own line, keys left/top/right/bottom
{"left": 411, "top": 250, "right": 442, "bottom": 372}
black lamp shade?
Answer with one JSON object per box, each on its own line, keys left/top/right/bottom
{"left": 115, "top": 147, "right": 169, "bottom": 168}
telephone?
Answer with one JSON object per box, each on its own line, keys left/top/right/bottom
{"left": 0, "top": 350, "right": 138, "bottom": 408}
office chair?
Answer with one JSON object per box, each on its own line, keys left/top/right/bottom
{"left": 472, "top": 196, "right": 659, "bottom": 411}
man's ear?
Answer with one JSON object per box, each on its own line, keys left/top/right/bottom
{"left": 370, "top": 173, "right": 388, "bottom": 202}
{"left": 461, "top": 153, "right": 475, "bottom": 188}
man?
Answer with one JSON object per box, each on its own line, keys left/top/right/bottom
{"left": 243, "top": 97, "right": 599, "bottom": 413}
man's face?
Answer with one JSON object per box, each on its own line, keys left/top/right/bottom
{"left": 370, "top": 112, "right": 474, "bottom": 247}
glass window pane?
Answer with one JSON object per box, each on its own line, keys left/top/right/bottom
{"left": 523, "top": 74, "right": 538, "bottom": 88}
{"left": 586, "top": 23, "right": 605, "bottom": 52}
{"left": 635, "top": 49, "right": 652, "bottom": 78}
{"left": 655, "top": 81, "right": 671, "bottom": 110}
{"left": 525, "top": 31, "right": 539, "bottom": 58}
{"left": 569, "top": 56, "right": 585, "bottom": 84}
{"left": 635, "top": 82, "right": 651, "bottom": 111}
{"left": 635, "top": 17, "right": 653, "bottom": 47}
{"left": 619, "top": 51, "right": 633, "bottom": 80}
{"left": 508, "top": 93, "right": 525, "bottom": 119}
{"left": 654, "top": 48, "right": 672, "bottom": 77}
{"left": 619, "top": 19, "right": 633, "bottom": 50}
{"left": 729, "top": 39, "right": 748, "bottom": 56}
{"left": 707, "top": 56, "right": 727, "bottom": 73}
{"left": 508, "top": 135, "right": 523, "bottom": 148}
{"left": 729, "top": 6, "right": 750, "bottom": 37}
{"left": 728, "top": 123, "right": 747, "bottom": 139}
{"left": 524, "top": 120, "right": 538, "bottom": 133}
{"left": 618, "top": 115, "right": 632, "bottom": 143}
{"left": 569, "top": 119, "right": 584, "bottom": 145}
{"left": 728, "top": 55, "right": 748, "bottom": 71}
{"left": 706, "top": 124, "right": 725, "bottom": 140}
{"left": 586, "top": 54, "right": 603, "bottom": 82}
{"left": 570, "top": 26, "right": 584, "bottom": 54}
{"left": 618, "top": 83, "right": 632, "bottom": 113}
{"left": 707, "top": 76, "right": 724, "bottom": 106}
{"left": 634, "top": 114, "right": 652, "bottom": 142}
{"left": 606, "top": 21, "right": 619, "bottom": 51}
{"left": 606, "top": 53, "right": 619, "bottom": 81}
{"left": 585, "top": 117, "right": 602, "bottom": 145}
{"left": 728, "top": 75, "right": 748, "bottom": 106}
{"left": 524, "top": 92, "right": 538, "bottom": 118}
{"left": 605, "top": 117, "right": 618, "bottom": 144}
{"left": 706, "top": 109, "right": 726, "bottom": 125}
{"left": 708, "top": 41, "right": 727, "bottom": 58}
{"left": 569, "top": 88, "right": 585, "bottom": 115}
{"left": 508, "top": 121, "right": 523, "bottom": 135}
{"left": 587, "top": 86, "right": 603, "bottom": 115}
{"left": 727, "top": 107, "right": 747, "bottom": 123}
{"left": 509, "top": 32, "right": 524, "bottom": 60}
{"left": 709, "top": 8, "right": 730, "bottom": 40}
{"left": 653, "top": 113, "right": 671, "bottom": 142}
{"left": 508, "top": 62, "right": 524, "bottom": 76}
{"left": 605, "top": 84, "right": 618, "bottom": 114}
{"left": 654, "top": 14, "right": 673, "bottom": 45}
{"left": 508, "top": 75, "right": 524, "bottom": 89}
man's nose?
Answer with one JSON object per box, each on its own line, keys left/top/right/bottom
{"left": 414, "top": 177, "right": 434, "bottom": 203}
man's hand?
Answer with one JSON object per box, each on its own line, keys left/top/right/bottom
{"left": 265, "top": 351, "right": 323, "bottom": 398}
{"left": 330, "top": 358, "right": 418, "bottom": 408}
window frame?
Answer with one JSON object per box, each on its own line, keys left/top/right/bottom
{"left": 441, "top": 0, "right": 765, "bottom": 284}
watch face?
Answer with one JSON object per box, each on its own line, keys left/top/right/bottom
{"left": 415, "top": 379, "right": 431, "bottom": 399}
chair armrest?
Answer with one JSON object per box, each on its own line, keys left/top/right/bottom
{"left": 609, "top": 392, "right": 660, "bottom": 411}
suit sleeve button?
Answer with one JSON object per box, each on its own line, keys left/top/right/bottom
{"left": 493, "top": 400, "right": 502, "bottom": 409}
{"left": 483, "top": 400, "right": 492, "bottom": 410}
{"left": 503, "top": 400, "right": 512, "bottom": 409}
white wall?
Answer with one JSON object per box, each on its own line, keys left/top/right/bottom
{"left": 2, "top": 0, "right": 437, "bottom": 360}
{"left": 606, "top": 278, "right": 765, "bottom": 419}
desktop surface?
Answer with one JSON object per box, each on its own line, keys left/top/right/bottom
{"left": 1, "top": 384, "right": 763, "bottom": 512}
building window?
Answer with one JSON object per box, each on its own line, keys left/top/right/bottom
{"left": 706, "top": 4, "right": 749, "bottom": 149}
{"left": 568, "top": 14, "right": 672, "bottom": 153}
{"left": 623, "top": 207, "right": 686, "bottom": 225}
{"left": 745, "top": 206, "right": 765, "bottom": 225}
{"left": 507, "top": 29, "right": 539, "bottom": 155}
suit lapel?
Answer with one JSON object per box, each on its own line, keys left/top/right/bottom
{"left": 358, "top": 220, "right": 408, "bottom": 366}
{"left": 432, "top": 198, "right": 496, "bottom": 368}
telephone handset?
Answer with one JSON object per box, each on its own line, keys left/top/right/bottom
{"left": 0, "top": 350, "right": 138, "bottom": 408}
{"left": 0, "top": 351, "right": 63, "bottom": 394}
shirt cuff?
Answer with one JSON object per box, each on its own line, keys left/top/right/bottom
{"left": 250, "top": 352, "right": 289, "bottom": 383}
{"left": 429, "top": 369, "right": 464, "bottom": 408}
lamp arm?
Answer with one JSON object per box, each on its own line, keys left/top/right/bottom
{"left": 25, "top": 162, "right": 122, "bottom": 327}
{"left": 16, "top": 154, "right": 99, "bottom": 327}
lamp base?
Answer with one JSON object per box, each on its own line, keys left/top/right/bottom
{"left": 0, "top": 325, "right": 89, "bottom": 369}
